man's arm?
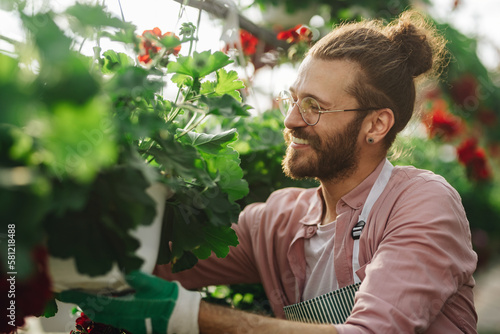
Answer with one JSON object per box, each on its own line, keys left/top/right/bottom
{"left": 198, "top": 301, "right": 338, "bottom": 334}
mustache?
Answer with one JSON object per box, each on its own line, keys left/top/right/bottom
{"left": 283, "top": 128, "right": 321, "bottom": 148}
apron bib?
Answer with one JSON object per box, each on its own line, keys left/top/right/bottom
{"left": 284, "top": 159, "right": 394, "bottom": 324}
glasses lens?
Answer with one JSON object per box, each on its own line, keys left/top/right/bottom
{"left": 278, "top": 91, "right": 293, "bottom": 117}
{"left": 301, "top": 97, "right": 321, "bottom": 125}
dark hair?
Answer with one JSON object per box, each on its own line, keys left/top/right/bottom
{"left": 307, "top": 10, "right": 447, "bottom": 149}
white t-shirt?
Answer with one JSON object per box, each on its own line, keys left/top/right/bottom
{"left": 302, "top": 220, "right": 338, "bottom": 301}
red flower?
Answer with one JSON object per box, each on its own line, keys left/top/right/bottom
{"left": 423, "top": 99, "right": 464, "bottom": 140}
{"left": 138, "top": 27, "right": 181, "bottom": 64}
{"left": 0, "top": 246, "right": 53, "bottom": 334}
{"left": 277, "top": 24, "right": 312, "bottom": 44}
{"left": 71, "top": 312, "right": 132, "bottom": 334}
{"left": 240, "top": 30, "right": 259, "bottom": 56}
{"left": 450, "top": 74, "right": 478, "bottom": 107}
{"left": 457, "top": 138, "right": 492, "bottom": 181}
{"left": 74, "top": 313, "right": 94, "bottom": 333}
{"left": 222, "top": 30, "right": 259, "bottom": 57}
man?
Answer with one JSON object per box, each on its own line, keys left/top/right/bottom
{"left": 60, "top": 10, "right": 478, "bottom": 334}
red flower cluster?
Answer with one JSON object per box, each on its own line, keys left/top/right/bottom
{"left": 423, "top": 99, "right": 464, "bottom": 140}
{"left": 240, "top": 30, "right": 259, "bottom": 56}
{"left": 457, "top": 138, "right": 492, "bottom": 181}
{"left": 277, "top": 24, "right": 313, "bottom": 44}
{"left": 71, "top": 312, "right": 132, "bottom": 334}
{"left": 138, "top": 27, "right": 181, "bottom": 64}
{"left": 223, "top": 30, "right": 259, "bottom": 56}
{"left": 450, "top": 74, "right": 478, "bottom": 107}
{"left": 0, "top": 246, "right": 53, "bottom": 334}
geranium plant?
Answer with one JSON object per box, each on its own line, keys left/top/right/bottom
{"left": 0, "top": 2, "right": 249, "bottom": 331}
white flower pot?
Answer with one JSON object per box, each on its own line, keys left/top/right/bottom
{"left": 48, "top": 182, "right": 173, "bottom": 293}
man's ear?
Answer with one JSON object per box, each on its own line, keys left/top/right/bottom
{"left": 364, "top": 108, "right": 395, "bottom": 144}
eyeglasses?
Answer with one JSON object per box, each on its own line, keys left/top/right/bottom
{"left": 276, "top": 90, "right": 382, "bottom": 126}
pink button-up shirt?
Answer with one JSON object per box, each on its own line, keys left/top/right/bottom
{"left": 154, "top": 160, "right": 478, "bottom": 333}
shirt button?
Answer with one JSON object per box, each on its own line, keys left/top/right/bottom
{"left": 306, "top": 226, "right": 315, "bottom": 236}
{"left": 357, "top": 202, "right": 363, "bottom": 207}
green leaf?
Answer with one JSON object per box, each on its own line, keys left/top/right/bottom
{"left": 101, "top": 27, "right": 139, "bottom": 45}
{"left": 149, "top": 135, "right": 198, "bottom": 179}
{"left": 0, "top": 53, "right": 19, "bottom": 82}
{"left": 160, "top": 185, "right": 241, "bottom": 272}
{"left": 216, "top": 69, "right": 244, "bottom": 101}
{"left": 178, "top": 129, "right": 238, "bottom": 155}
{"left": 158, "top": 34, "right": 182, "bottom": 49}
{"left": 200, "top": 94, "right": 252, "bottom": 118}
{"left": 176, "top": 128, "right": 248, "bottom": 201}
{"left": 107, "top": 66, "right": 163, "bottom": 100}
{"left": 179, "top": 22, "right": 196, "bottom": 37}
{"left": 204, "top": 151, "right": 249, "bottom": 202}
{"left": 21, "top": 12, "right": 72, "bottom": 64}
{"left": 102, "top": 50, "right": 134, "bottom": 74}
{"left": 42, "top": 298, "right": 58, "bottom": 318}
{"left": 192, "top": 225, "right": 239, "bottom": 259}
{"left": 167, "top": 51, "right": 233, "bottom": 79}
{"left": 44, "top": 165, "right": 156, "bottom": 276}
{"left": 171, "top": 73, "right": 193, "bottom": 88}
{"left": 200, "top": 80, "right": 216, "bottom": 95}
{"left": 65, "top": 3, "right": 129, "bottom": 29}
{"left": 40, "top": 97, "right": 118, "bottom": 183}
{"left": 171, "top": 251, "right": 199, "bottom": 273}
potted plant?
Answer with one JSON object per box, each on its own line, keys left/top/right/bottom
{"left": 0, "top": 2, "right": 250, "bottom": 331}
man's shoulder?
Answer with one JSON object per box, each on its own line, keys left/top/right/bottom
{"left": 392, "top": 164, "right": 454, "bottom": 188}
{"left": 389, "top": 164, "right": 462, "bottom": 202}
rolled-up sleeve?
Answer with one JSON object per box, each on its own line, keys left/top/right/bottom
{"left": 335, "top": 178, "right": 477, "bottom": 333}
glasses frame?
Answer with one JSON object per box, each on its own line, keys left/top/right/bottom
{"left": 276, "top": 90, "right": 383, "bottom": 126}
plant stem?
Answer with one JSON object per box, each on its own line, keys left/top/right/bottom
{"left": 190, "top": 8, "right": 202, "bottom": 55}
{"left": 168, "top": 85, "right": 193, "bottom": 123}
{"left": 183, "top": 111, "right": 199, "bottom": 131}
{"left": 0, "top": 35, "right": 20, "bottom": 46}
{"left": 176, "top": 114, "right": 207, "bottom": 139}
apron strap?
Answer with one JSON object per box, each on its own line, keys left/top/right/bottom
{"left": 352, "top": 159, "right": 394, "bottom": 283}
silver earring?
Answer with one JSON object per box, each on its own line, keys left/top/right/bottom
{"left": 367, "top": 138, "right": 374, "bottom": 144}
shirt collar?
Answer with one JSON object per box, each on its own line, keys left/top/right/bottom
{"left": 299, "top": 158, "right": 387, "bottom": 226}
{"left": 340, "top": 158, "right": 387, "bottom": 211}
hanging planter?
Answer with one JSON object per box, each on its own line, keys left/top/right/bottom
{"left": 48, "top": 183, "right": 173, "bottom": 293}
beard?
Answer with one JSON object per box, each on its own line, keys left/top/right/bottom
{"left": 282, "top": 114, "right": 365, "bottom": 182}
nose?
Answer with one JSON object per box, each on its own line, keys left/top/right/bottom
{"left": 284, "top": 103, "right": 308, "bottom": 129}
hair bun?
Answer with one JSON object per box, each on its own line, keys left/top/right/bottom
{"left": 386, "top": 11, "right": 439, "bottom": 77}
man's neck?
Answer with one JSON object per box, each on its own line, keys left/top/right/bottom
{"left": 319, "top": 156, "right": 385, "bottom": 225}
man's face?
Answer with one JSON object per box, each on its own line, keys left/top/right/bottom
{"left": 282, "top": 57, "right": 365, "bottom": 182}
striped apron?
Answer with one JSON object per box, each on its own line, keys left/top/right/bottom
{"left": 284, "top": 159, "right": 394, "bottom": 324}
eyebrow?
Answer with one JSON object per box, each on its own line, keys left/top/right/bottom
{"left": 289, "top": 87, "right": 331, "bottom": 106}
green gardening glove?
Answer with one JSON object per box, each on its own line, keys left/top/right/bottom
{"left": 57, "top": 271, "right": 201, "bottom": 334}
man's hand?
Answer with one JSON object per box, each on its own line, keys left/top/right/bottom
{"left": 57, "top": 271, "right": 201, "bottom": 334}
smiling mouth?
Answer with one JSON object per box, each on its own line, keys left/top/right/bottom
{"left": 292, "top": 136, "right": 310, "bottom": 145}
